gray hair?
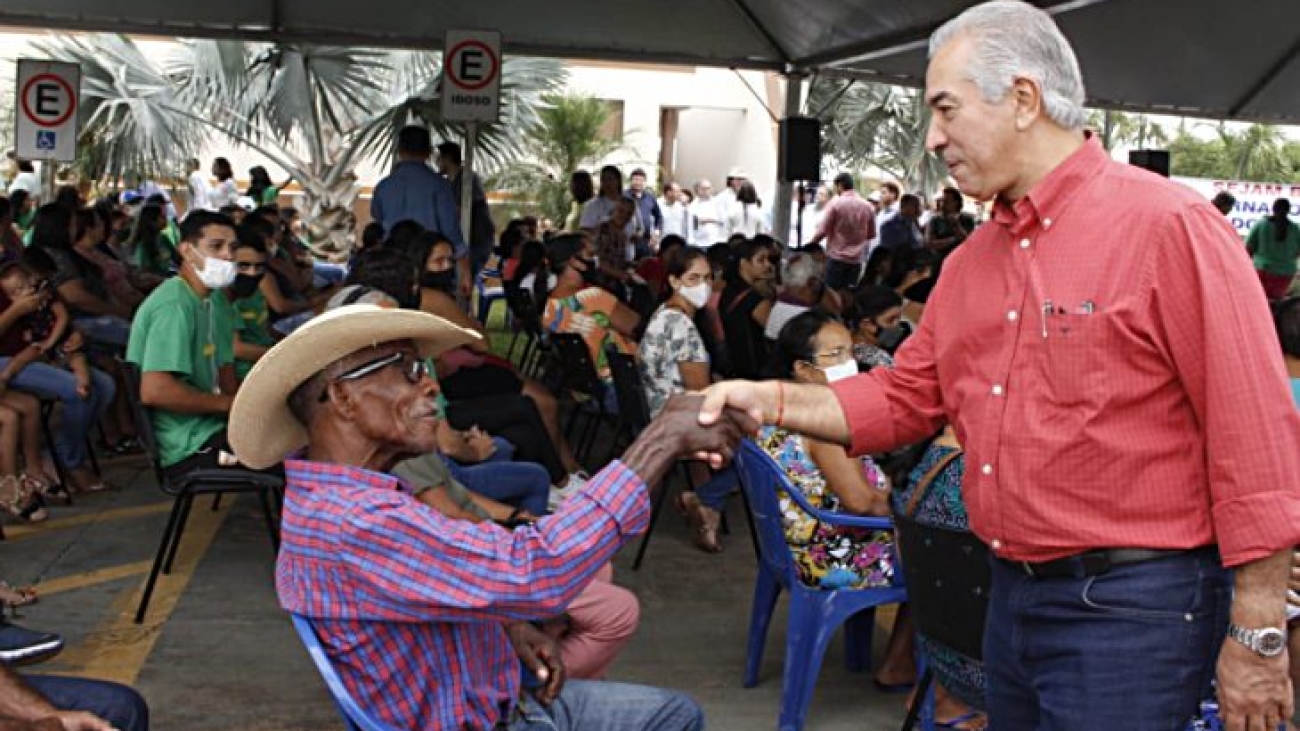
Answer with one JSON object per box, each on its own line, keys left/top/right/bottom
{"left": 782, "top": 253, "right": 823, "bottom": 290}
{"left": 929, "top": 0, "right": 1087, "bottom": 130}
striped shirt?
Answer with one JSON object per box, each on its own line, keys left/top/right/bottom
{"left": 277, "top": 459, "right": 649, "bottom": 729}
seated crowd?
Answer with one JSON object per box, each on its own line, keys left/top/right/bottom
{"left": 5, "top": 139, "right": 1296, "bottom": 731}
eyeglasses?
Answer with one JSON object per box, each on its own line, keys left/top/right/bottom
{"left": 319, "top": 351, "right": 430, "bottom": 402}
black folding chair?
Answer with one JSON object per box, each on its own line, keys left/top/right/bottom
{"left": 504, "top": 286, "right": 549, "bottom": 379}
{"left": 605, "top": 347, "right": 758, "bottom": 569}
{"left": 120, "top": 360, "right": 284, "bottom": 624}
{"left": 894, "top": 513, "right": 990, "bottom": 731}
{"left": 547, "top": 333, "right": 615, "bottom": 466}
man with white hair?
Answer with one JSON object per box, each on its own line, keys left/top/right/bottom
{"left": 693, "top": 2, "right": 1300, "bottom": 729}
{"left": 763, "top": 253, "right": 826, "bottom": 341}
{"left": 689, "top": 180, "right": 726, "bottom": 247}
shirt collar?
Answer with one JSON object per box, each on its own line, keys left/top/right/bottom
{"left": 285, "top": 459, "right": 412, "bottom": 494}
{"left": 991, "top": 133, "right": 1106, "bottom": 237}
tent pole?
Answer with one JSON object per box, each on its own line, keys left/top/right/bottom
{"left": 773, "top": 72, "right": 805, "bottom": 251}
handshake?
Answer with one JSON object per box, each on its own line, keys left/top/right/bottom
{"left": 620, "top": 391, "right": 763, "bottom": 488}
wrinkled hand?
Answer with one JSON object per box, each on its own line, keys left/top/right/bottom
{"left": 507, "top": 622, "right": 565, "bottom": 705}
{"left": 652, "top": 392, "right": 759, "bottom": 470}
{"left": 1215, "top": 636, "right": 1292, "bottom": 731}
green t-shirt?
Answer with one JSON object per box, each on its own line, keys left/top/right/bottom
{"left": 131, "top": 235, "right": 178, "bottom": 276}
{"left": 127, "top": 277, "right": 236, "bottom": 467}
{"left": 1245, "top": 218, "right": 1300, "bottom": 276}
{"left": 229, "top": 289, "right": 274, "bottom": 379}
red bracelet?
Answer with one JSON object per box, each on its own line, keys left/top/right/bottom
{"left": 774, "top": 381, "right": 785, "bottom": 428}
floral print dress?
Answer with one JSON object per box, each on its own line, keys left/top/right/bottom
{"left": 755, "top": 425, "right": 895, "bottom": 590}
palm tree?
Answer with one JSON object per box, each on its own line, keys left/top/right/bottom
{"left": 1087, "top": 110, "right": 1167, "bottom": 152}
{"left": 1218, "top": 122, "right": 1289, "bottom": 181}
{"left": 807, "top": 77, "right": 948, "bottom": 196}
{"left": 491, "top": 93, "right": 624, "bottom": 222}
{"left": 33, "top": 34, "right": 564, "bottom": 258}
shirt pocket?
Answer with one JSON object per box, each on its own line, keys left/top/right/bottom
{"left": 1033, "top": 312, "right": 1114, "bottom": 408}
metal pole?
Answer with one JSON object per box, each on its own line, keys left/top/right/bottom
{"left": 40, "top": 160, "right": 56, "bottom": 203}
{"left": 460, "top": 123, "right": 476, "bottom": 243}
{"left": 772, "top": 73, "right": 805, "bottom": 251}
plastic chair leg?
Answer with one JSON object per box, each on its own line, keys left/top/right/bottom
{"left": 135, "top": 495, "right": 187, "bottom": 624}
{"left": 845, "top": 608, "right": 877, "bottom": 673}
{"left": 163, "top": 493, "right": 196, "bottom": 575}
{"left": 900, "top": 666, "right": 934, "bottom": 731}
{"left": 743, "top": 567, "right": 783, "bottom": 688}
{"left": 631, "top": 465, "right": 678, "bottom": 571}
{"left": 778, "top": 594, "right": 842, "bottom": 731}
{"left": 258, "top": 488, "right": 281, "bottom": 552}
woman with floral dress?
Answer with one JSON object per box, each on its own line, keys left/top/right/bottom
{"left": 757, "top": 309, "right": 914, "bottom": 688}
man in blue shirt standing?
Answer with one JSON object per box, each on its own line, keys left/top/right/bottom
{"left": 371, "top": 126, "right": 470, "bottom": 300}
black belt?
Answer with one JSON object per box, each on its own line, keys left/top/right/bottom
{"left": 1004, "top": 548, "right": 1189, "bottom": 579}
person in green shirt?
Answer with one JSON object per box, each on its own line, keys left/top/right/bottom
{"left": 126, "top": 211, "right": 244, "bottom": 478}
{"left": 226, "top": 235, "right": 276, "bottom": 380}
{"left": 1245, "top": 198, "right": 1300, "bottom": 299}
{"left": 126, "top": 204, "right": 176, "bottom": 277}
{"left": 246, "top": 166, "right": 282, "bottom": 207}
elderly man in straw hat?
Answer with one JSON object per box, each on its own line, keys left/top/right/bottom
{"left": 229, "top": 303, "right": 756, "bottom": 731}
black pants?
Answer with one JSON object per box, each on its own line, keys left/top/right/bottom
{"left": 445, "top": 395, "right": 566, "bottom": 483}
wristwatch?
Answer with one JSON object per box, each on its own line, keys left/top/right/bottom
{"left": 1226, "top": 623, "right": 1287, "bottom": 657}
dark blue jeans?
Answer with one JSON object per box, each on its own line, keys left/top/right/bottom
{"left": 985, "top": 548, "right": 1230, "bottom": 731}
{"left": 446, "top": 439, "right": 551, "bottom": 516}
{"left": 23, "top": 674, "right": 149, "bottom": 731}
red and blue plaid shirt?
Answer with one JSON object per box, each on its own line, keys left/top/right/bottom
{"left": 277, "top": 458, "right": 650, "bottom": 730}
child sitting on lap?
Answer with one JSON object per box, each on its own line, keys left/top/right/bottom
{"left": 0, "top": 263, "right": 91, "bottom": 398}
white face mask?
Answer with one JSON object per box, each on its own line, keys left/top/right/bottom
{"left": 678, "top": 282, "right": 711, "bottom": 309}
{"left": 193, "top": 253, "right": 237, "bottom": 289}
{"left": 821, "top": 359, "right": 859, "bottom": 383}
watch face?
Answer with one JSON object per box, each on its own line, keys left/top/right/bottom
{"left": 1258, "top": 628, "right": 1287, "bottom": 656}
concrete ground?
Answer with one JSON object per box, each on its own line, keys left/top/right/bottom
{"left": 4, "top": 453, "right": 913, "bottom": 731}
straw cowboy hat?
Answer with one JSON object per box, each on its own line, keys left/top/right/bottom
{"left": 229, "top": 304, "right": 479, "bottom": 469}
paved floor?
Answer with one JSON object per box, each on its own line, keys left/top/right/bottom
{"left": 4, "top": 453, "right": 912, "bottom": 731}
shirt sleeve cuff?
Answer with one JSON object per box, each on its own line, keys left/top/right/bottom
{"left": 574, "top": 460, "right": 651, "bottom": 536}
{"left": 1213, "top": 490, "right": 1300, "bottom": 567}
{"left": 829, "top": 374, "right": 898, "bottom": 456}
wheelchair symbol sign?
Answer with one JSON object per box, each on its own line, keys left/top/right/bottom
{"left": 35, "top": 131, "right": 57, "bottom": 151}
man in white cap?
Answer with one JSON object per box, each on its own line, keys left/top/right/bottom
{"left": 229, "top": 304, "right": 756, "bottom": 731}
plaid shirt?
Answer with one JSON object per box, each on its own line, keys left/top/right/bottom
{"left": 277, "top": 459, "right": 650, "bottom": 730}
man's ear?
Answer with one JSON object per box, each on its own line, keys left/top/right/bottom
{"left": 1011, "top": 76, "right": 1044, "bottom": 132}
{"left": 324, "top": 382, "right": 359, "bottom": 421}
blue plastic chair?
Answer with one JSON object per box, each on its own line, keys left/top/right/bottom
{"left": 290, "top": 614, "right": 401, "bottom": 731}
{"left": 734, "top": 440, "right": 908, "bottom": 731}
{"left": 476, "top": 266, "right": 507, "bottom": 324}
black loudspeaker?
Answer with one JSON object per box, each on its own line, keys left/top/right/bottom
{"left": 1129, "top": 149, "right": 1170, "bottom": 177}
{"left": 779, "top": 116, "right": 821, "bottom": 182}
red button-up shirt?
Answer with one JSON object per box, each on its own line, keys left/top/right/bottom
{"left": 832, "top": 137, "right": 1300, "bottom": 566}
{"left": 816, "top": 190, "right": 876, "bottom": 264}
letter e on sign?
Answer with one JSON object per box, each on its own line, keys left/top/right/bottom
{"left": 15, "top": 59, "right": 80, "bottom": 162}
{"left": 441, "top": 30, "right": 501, "bottom": 123}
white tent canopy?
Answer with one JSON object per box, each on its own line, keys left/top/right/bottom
{"left": 3, "top": 0, "right": 1298, "bottom": 124}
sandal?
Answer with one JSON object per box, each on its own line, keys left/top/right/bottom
{"left": 0, "top": 476, "right": 47, "bottom": 523}
{"left": 21, "top": 475, "right": 66, "bottom": 505}
{"left": 0, "top": 582, "right": 37, "bottom": 608}
{"left": 675, "top": 492, "right": 722, "bottom": 554}
{"left": 935, "top": 711, "right": 988, "bottom": 730}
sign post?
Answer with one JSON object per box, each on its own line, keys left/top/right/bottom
{"left": 15, "top": 59, "right": 80, "bottom": 164}
{"left": 441, "top": 30, "right": 502, "bottom": 268}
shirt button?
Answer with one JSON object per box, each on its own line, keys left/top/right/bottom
{"left": 1043, "top": 218, "right": 1053, "bottom": 229}
{"left": 1007, "top": 310, "right": 1019, "bottom": 322}
{"left": 981, "top": 463, "right": 993, "bottom": 475}
{"left": 991, "top": 539, "right": 1003, "bottom": 550}
{"left": 1019, "top": 238, "right": 1031, "bottom": 249}
{"left": 991, "top": 384, "right": 1004, "bottom": 396}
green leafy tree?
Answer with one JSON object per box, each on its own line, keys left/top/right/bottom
{"left": 33, "top": 34, "right": 564, "bottom": 258}
{"left": 1168, "top": 122, "right": 1300, "bottom": 183}
{"left": 807, "top": 78, "right": 948, "bottom": 197}
{"left": 491, "top": 93, "right": 624, "bottom": 222}
{"left": 1087, "top": 109, "right": 1167, "bottom": 152}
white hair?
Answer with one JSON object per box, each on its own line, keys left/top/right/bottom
{"left": 929, "top": 0, "right": 1087, "bottom": 130}
{"left": 782, "top": 253, "right": 823, "bottom": 290}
